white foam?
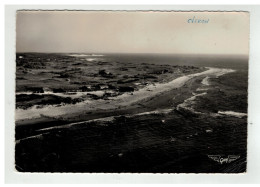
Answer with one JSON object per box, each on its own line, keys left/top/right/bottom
{"left": 69, "top": 54, "right": 104, "bottom": 57}
{"left": 196, "top": 88, "right": 208, "bottom": 91}
{"left": 16, "top": 132, "right": 50, "bottom": 143}
{"left": 16, "top": 90, "right": 108, "bottom": 99}
{"left": 215, "top": 69, "right": 236, "bottom": 77}
{"left": 218, "top": 111, "right": 247, "bottom": 118}
{"left": 201, "top": 76, "right": 210, "bottom": 86}
{"left": 176, "top": 92, "right": 207, "bottom": 114}
{"left": 15, "top": 67, "right": 235, "bottom": 121}
{"left": 132, "top": 109, "right": 173, "bottom": 116}
{"left": 37, "top": 108, "right": 174, "bottom": 132}
{"left": 86, "top": 58, "right": 96, "bottom": 62}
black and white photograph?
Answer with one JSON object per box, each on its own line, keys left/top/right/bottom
{"left": 14, "top": 11, "right": 249, "bottom": 173}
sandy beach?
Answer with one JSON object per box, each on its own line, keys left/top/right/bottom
{"left": 15, "top": 67, "right": 235, "bottom": 123}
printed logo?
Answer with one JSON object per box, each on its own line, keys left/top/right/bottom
{"left": 208, "top": 155, "right": 240, "bottom": 164}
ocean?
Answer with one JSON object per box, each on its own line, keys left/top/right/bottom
{"left": 84, "top": 53, "right": 248, "bottom": 69}
{"left": 15, "top": 53, "right": 248, "bottom": 173}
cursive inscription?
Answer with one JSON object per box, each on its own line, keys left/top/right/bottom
{"left": 188, "top": 16, "right": 209, "bottom": 24}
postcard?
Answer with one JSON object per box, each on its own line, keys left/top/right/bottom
{"left": 14, "top": 10, "right": 249, "bottom": 174}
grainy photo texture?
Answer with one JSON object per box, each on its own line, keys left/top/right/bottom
{"left": 15, "top": 11, "right": 249, "bottom": 173}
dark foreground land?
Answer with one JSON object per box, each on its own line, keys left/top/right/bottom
{"left": 15, "top": 53, "right": 248, "bottom": 173}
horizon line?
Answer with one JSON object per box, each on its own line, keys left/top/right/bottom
{"left": 16, "top": 52, "right": 249, "bottom": 57}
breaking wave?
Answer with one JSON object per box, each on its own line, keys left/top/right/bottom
{"left": 218, "top": 111, "right": 247, "bottom": 118}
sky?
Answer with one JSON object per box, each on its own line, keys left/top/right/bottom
{"left": 16, "top": 11, "right": 249, "bottom": 55}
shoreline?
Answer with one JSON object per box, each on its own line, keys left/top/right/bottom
{"left": 15, "top": 67, "right": 235, "bottom": 124}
